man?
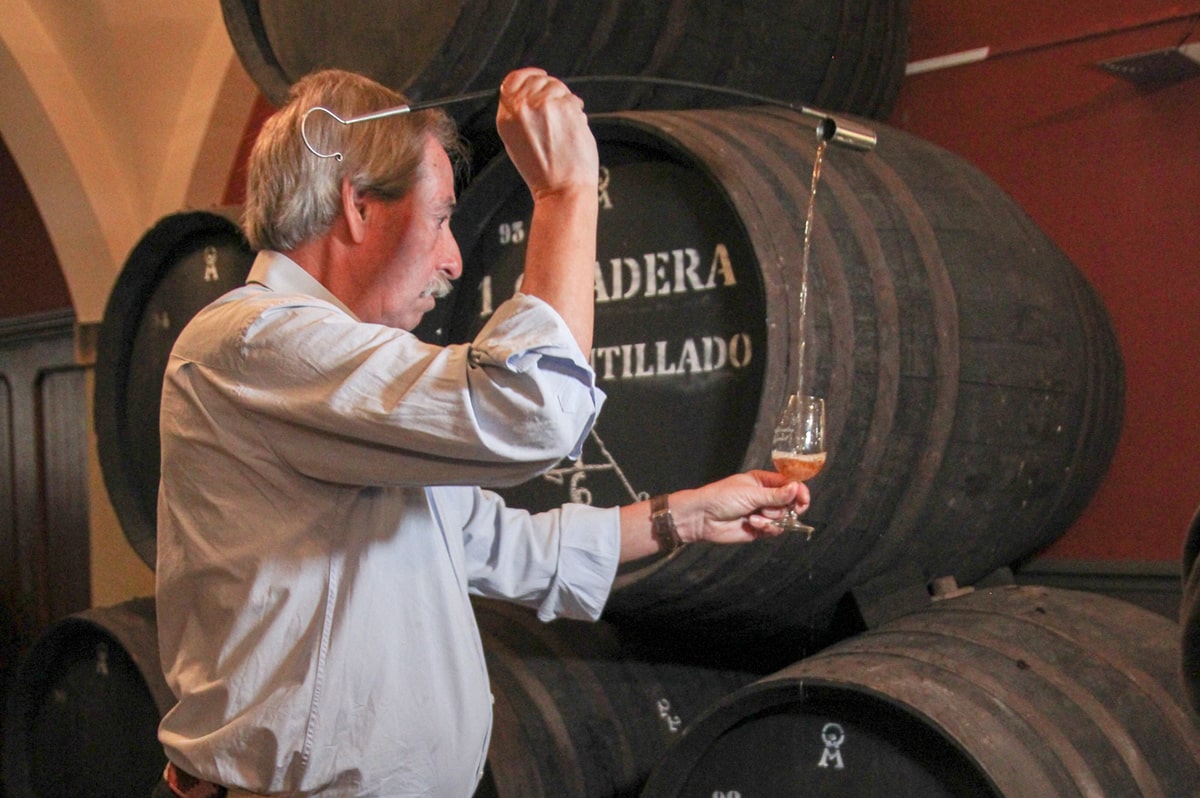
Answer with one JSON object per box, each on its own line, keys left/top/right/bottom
{"left": 154, "top": 67, "right": 809, "bottom": 797}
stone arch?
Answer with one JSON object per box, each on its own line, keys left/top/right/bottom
{"left": 0, "top": 2, "right": 256, "bottom": 323}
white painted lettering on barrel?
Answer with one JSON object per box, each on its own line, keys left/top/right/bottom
{"left": 480, "top": 242, "right": 740, "bottom": 318}
{"left": 818, "top": 722, "right": 846, "bottom": 770}
{"left": 592, "top": 243, "right": 737, "bottom": 305}
{"left": 591, "top": 334, "right": 752, "bottom": 381}
{"left": 203, "top": 246, "right": 220, "bottom": 282}
{"left": 656, "top": 698, "right": 683, "bottom": 733}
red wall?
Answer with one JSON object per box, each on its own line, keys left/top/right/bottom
{"left": 0, "top": 137, "right": 71, "bottom": 318}
{"left": 889, "top": 1, "right": 1200, "bottom": 561}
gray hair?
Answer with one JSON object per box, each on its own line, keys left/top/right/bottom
{"left": 242, "top": 69, "right": 465, "bottom": 252}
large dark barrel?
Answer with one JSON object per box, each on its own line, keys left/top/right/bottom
{"left": 94, "top": 209, "right": 254, "bottom": 569}
{"left": 473, "top": 599, "right": 757, "bottom": 798}
{"left": 221, "top": 0, "right": 909, "bottom": 121}
{"left": 640, "top": 585, "right": 1200, "bottom": 797}
{"left": 2, "top": 597, "right": 173, "bottom": 798}
{"left": 436, "top": 107, "right": 1124, "bottom": 662}
{"left": 1182, "top": 503, "right": 1200, "bottom": 714}
{"left": 0, "top": 600, "right": 30, "bottom": 798}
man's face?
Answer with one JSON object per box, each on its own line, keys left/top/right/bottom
{"left": 351, "top": 136, "right": 462, "bottom": 330}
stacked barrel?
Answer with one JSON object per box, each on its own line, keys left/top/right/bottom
{"left": 7, "top": 3, "right": 1195, "bottom": 797}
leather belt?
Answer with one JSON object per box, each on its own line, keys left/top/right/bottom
{"left": 164, "top": 762, "right": 227, "bottom": 798}
{"left": 165, "top": 762, "right": 272, "bottom": 798}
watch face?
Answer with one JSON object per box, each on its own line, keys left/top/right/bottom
{"left": 94, "top": 210, "right": 254, "bottom": 568}
{"left": 420, "top": 130, "right": 769, "bottom": 513}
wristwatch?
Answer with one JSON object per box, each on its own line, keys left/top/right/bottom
{"left": 650, "top": 494, "right": 684, "bottom": 554}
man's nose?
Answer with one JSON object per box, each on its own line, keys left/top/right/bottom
{"left": 442, "top": 235, "right": 463, "bottom": 280}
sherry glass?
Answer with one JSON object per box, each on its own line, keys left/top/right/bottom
{"left": 770, "top": 393, "right": 826, "bottom": 538}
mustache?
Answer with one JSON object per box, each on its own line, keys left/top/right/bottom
{"left": 420, "top": 272, "right": 454, "bottom": 299}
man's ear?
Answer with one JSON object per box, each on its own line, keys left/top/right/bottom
{"left": 341, "top": 177, "right": 368, "bottom": 244}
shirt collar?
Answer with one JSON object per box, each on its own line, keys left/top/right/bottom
{"left": 247, "top": 250, "right": 360, "bottom": 321}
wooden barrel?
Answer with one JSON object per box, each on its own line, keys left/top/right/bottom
{"left": 434, "top": 107, "right": 1124, "bottom": 662}
{"left": 220, "top": 0, "right": 909, "bottom": 121}
{"left": 1182, "top": 503, "right": 1200, "bottom": 715}
{"left": 1, "top": 597, "right": 173, "bottom": 798}
{"left": 0, "top": 600, "right": 29, "bottom": 798}
{"left": 473, "top": 599, "right": 757, "bottom": 798}
{"left": 94, "top": 209, "right": 254, "bottom": 569}
{"left": 2, "top": 595, "right": 752, "bottom": 797}
{"left": 639, "top": 585, "right": 1200, "bottom": 797}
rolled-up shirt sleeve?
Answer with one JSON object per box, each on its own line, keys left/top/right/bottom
{"left": 445, "top": 486, "right": 620, "bottom": 622}
{"left": 168, "top": 288, "right": 605, "bottom": 490}
{"left": 462, "top": 294, "right": 602, "bottom": 464}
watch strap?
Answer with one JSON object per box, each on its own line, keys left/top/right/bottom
{"left": 650, "top": 493, "right": 684, "bottom": 554}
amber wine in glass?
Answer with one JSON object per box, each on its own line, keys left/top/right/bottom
{"left": 771, "top": 393, "right": 826, "bottom": 537}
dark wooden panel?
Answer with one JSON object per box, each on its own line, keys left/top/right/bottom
{"left": 1, "top": 376, "right": 14, "bottom": 605}
{"left": 0, "top": 312, "right": 89, "bottom": 633}
{"left": 39, "top": 367, "right": 89, "bottom": 622}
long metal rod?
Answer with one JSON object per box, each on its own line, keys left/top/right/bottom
{"left": 300, "top": 77, "right": 878, "bottom": 161}
{"left": 348, "top": 87, "right": 499, "bottom": 123}
{"left": 301, "top": 89, "right": 497, "bottom": 161}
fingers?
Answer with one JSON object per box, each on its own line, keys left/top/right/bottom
{"left": 673, "top": 470, "right": 816, "bottom": 548}
{"left": 501, "top": 67, "right": 550, "bottom": 95}
{"left": 495, "top": 68, "right": 596, "bottom": 199}
{"left": 748, "top": 468, "right": 791, "bottom": 487}
{"left": 499, "top": 67, "right": 543, "bottom": 96}
{"left": 500, "top": 68, "right": 578, "bottom": 106}
{"left": 790, "top": 480, "right": 812, "bottom": 513}
{"left": 739, "top": 473, "right": 813, "bottom": 537}
{"left": 746, "top": 469, "right": 811, "bottom": 513}
{"left": 747, "top": 514, "right": 789, "bottom": 537}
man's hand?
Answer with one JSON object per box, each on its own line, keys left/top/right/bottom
{"left": 496, "top": 68, "right": 598, "bottom": 199}
{"left": 618, "top": 470, "right": 813, "bottom": 562}
{"left": 674, "top": 470, "right": 812, "bottom": 545}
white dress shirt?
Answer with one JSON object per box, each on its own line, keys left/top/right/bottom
{"left": 156, "top": 251, "right": 618, "bottom": 797}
